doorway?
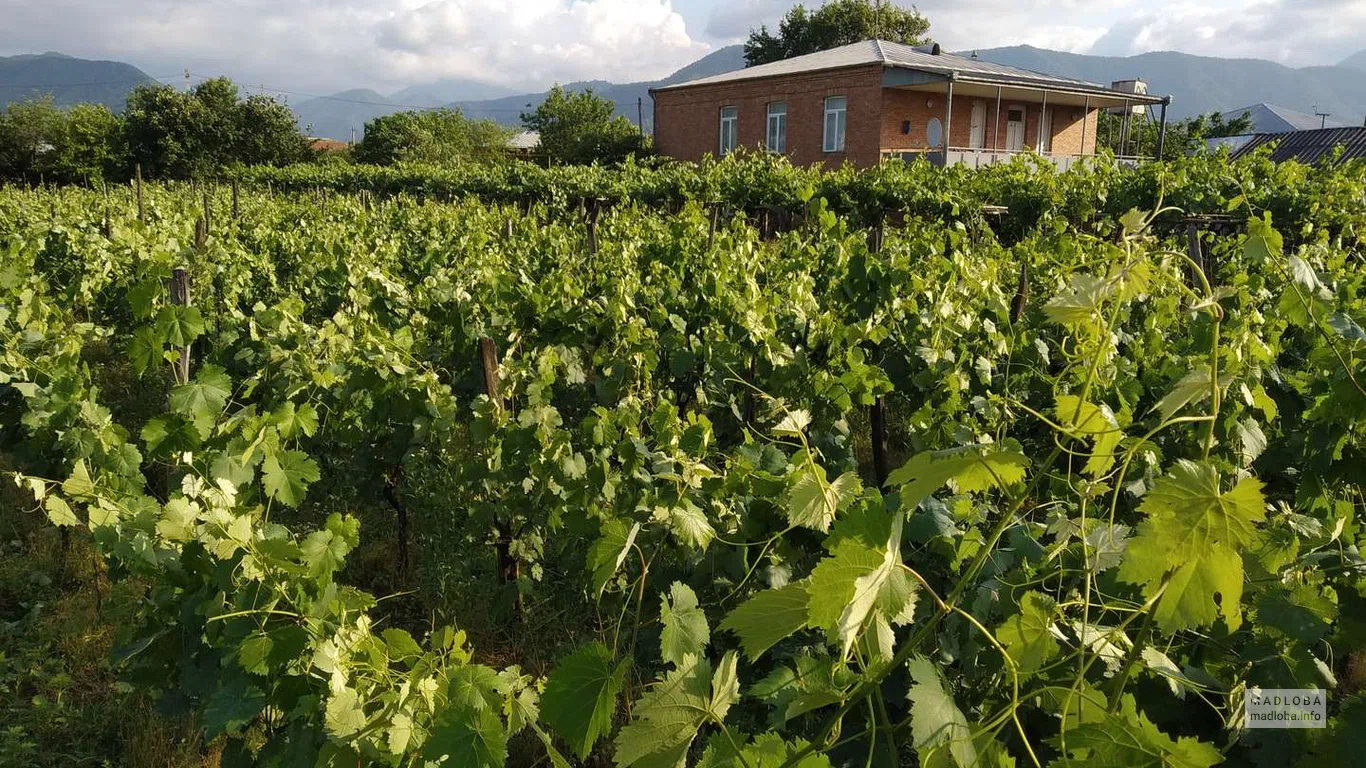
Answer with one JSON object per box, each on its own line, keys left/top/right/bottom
{"left": 1006, "top": 106, "right": 1025, "bottom": 151}
{"left": 970, "top": 101, "right": 985, "bottom": 149}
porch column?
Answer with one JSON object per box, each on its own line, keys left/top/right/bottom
{"left": 1038, "top": 89, "right": 1049, "bottom": 153}
{"left": 1080, "top": 95, "right": 1090, "bottom": 156}
{"left": 994, "top": 86, "right": 1002, "bottom": 152}
{"left": 944, "top": 77, "right": 954, "bottom": 152}
{"left": 1120, "top": 99, "right": 1131, "bottom": 156}
{"left": 1156, "top": 98, "right": 1171, "bottom": 160}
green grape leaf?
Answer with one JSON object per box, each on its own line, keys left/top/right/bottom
{"left": 324, "top": 686, "right": 367, "bottom": 738}
{"left": 1044, "top": 274, "right": 1112, "bottom": 326}
{"left": 262, "top": 449, "right": 320, "bottom": 507}
{"left": 203, "top": 676, "right": 266, "bottom": 737}
{"left": 785, "top": 464, "right": 860, "bottom": 532}
{"left": 383, "top": 628, "right": 423, "bottom": 661}
{"left": 141, "top": 413, "right": 203, "bottom": 455}
{"left": 44, "top": 495, "right": 80, "bottom": 527}
{"left": 807, "top": 516, "right": 913, "bottom": 658}
{"left": 588, "top": 519, "right": 640, "bottom": 597}
{"left": 709, "top": 651, "right": 740, "bottom": 721}
{"left": 664, "top": 500, "right": 714, "bottom": 550}
{"left": 127, "top": 325, "right": 161, "bottom": 374}
{"left": 719, "top": 583, "right": 810, "bottom": 660}
{"left": 540, "top": 642, "right": 628, "bottom": 759}
{"left": 169, "top": 364, "right": 232, "bottom": 422}
{"left": 445, "top": 664, "right": 502, "bottom": 713}
{"left": 1051, "top": 694, "right": 1222, "bottom": 767}
{"left": 1151, "top": 368, "right": 1223, "bottom": 422}
{"left": 888, "top": 446, "right": 1029, "bottom": 510}
{"left": 772, "top": 409, "right": 811, "bottom": 437}
{"left": 1244, "top": 212, "right": 1282, "bottom": 263}
{"left": 156, "top": 304, "right": 206, "bottom": 346}
{"left": 613, "top": 656, "right": 714, "bottom": 768}
{"left": 997, "top": 592, "right": 1060, "bottom": 674}
{"left": 423, "top": 705, "right": 507, "bottom": 768}
{"left": 906, "top": 655, "right": 977, "bottom": 768}
{"left": 1055, "top": 395, "right": 1122, "bottom": 477}
{"left": 660, "top": 582, "right": 709, "bottom": 666}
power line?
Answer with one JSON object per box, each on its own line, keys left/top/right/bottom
{"left": 0, "top": 74, "right": 182, "bottom": 89}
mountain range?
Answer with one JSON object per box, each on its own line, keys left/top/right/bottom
{"left": 3, "top": 45, "right": 1364, "bottom": 139}
{"left": 0, "top": 52, "right": 158, "bottom": 110}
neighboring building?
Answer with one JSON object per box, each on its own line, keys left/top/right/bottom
{"left": 308, "top": 137, "right": 350, "bottom": 153}
{"left": 1220, "top": 103, "right": 1346, "bottom": 134}
{"left": 507, "top": 130, "right": 541, "bottom": 153}
{"left": 649, "top": 39, "right": 1170, "bottom": 169}
{"left": 1224, "top": 127, "right": 1366, "bottom": 165}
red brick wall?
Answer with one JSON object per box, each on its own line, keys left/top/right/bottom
{"left": 652, "top": 64, "right": 885, "bottom": 168}
{"left": 654, "top": 70, "right": 1101, "bottom": 166}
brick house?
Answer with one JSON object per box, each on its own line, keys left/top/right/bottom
{"left": 650, "top": 40, "right": 1171, "bottom": 169}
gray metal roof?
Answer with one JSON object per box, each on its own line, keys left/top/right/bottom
{"left": 651, "top": 39, "right": 1167, "bottom": 102}
{"left": 1221, "top": 103, "right": 1346, "bottom": 133}
{"left": 1227, "top": 127, "right": 1366, "bottom": 165}
{"left": 507, "top": 130, "right": 541, "bottom": 150}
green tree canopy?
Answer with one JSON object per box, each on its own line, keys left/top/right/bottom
{"left": 0, "top": 97, "right": 126, "bottom": 183}
{"left": 520, "top": 86, "right": 648, "bottom": 166}
{"left": 744, "top": 0, "right": 931, "bottom": 67}
{"left": 1098, "top": 109, "right": 1255, "bottom": 161}
{"left": 123, "top": 77, "right": 308, "bottom": 178}
{"left": 353, "top": 108, "right": 512, "bottom": 166}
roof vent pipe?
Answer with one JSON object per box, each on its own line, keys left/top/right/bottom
{"left": 931, "top": 42, "right": 941, "bottom": 55}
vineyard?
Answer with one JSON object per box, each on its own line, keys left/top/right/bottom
{"left": 1, "top": 151, "right": 1364, "bottom": 767}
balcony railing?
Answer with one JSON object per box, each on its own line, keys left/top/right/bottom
{"left": 881, "top": 148, "right": 1150, "bottom": 170}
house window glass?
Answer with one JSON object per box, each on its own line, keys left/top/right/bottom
{"left": 719, "top": 106, "right": 738, "bottom": 156}
{"left": 823, "top": 96, "right": 847, "bottom": 152}
{"left": 766, "top": 102, "right": 787, "bottom": 153}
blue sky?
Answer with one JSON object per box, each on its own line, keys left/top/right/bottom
{"left": 1, "top": 1, "right": 1363, "bottom": 93}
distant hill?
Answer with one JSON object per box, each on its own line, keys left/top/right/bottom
{"left": 0, "top": 52, "right": 158, "bottom": 110}
{"left": 293, "top": 80, "right": 520, "bottom": 140}
{"left": 452, "top": 45, "right": 747, "bottom": 133}
{"left": 1341, "top": 50, "right": 1366, "bottom": 72}
{"left": 967, "top": 46, "right": 1366, "bottom": 124}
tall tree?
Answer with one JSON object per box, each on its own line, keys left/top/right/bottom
{"left": 354, "top": 109, "right": 511, "bottom": 166}
{"left": 520, "top": 86, "right": 647, "bottom": 166}
{"left": 0, "top": 97, "right": 127, "bottom": 183}
{"left": 123, "top": 78, "right": 308, "bottom": 178}
{"left": 744, "top": 0, "right": 931, "bottom": 67}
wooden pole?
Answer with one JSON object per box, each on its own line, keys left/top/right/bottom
{"left": 1011, "top": 261, "right": 1030, "bottom": 323}
{"left": 231, "top": 179, "right": 240, "bottom": 219}
{"left": 1186, "top": 221, "right": 1206, "bottom": 287}
{"left": 202, "top": 188, "right": 212, "bottom": 234}
{"left": 169, "top": 268, "right": 192, "bottom": 386}
{"left": 135, "top": 164, "right": 145, "bottom": 223}
{"left": 868, "top": 214, "right": 890, "bottom": 488}
{"left": 478, "top": 337, "right": 520, "bottom": 618}
{"left": 101, "top": 181, "right": 111, "bottom": 238}
{"left": 586, "top": 199, "right": 602, "bottom": 254}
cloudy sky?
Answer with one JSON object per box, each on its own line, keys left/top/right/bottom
{"left": 1, "top": 0, "right": 1363, "bottom": 95}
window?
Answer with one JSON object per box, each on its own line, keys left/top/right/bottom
{"left": 719, "top": 106, "right": 738, "bottom": 156}
{"left": 823, "top": 96, "right": 847, "bottom": 153}
{"left": 766, "top": 102, "right": 787, "bottom": 153}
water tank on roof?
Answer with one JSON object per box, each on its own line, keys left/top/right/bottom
{"left": 1108, "top": 80, "right": 1148, "bottom": 116}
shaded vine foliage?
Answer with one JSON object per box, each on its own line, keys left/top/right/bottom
{"left": 1, "top": 151, "right": 1363, "bottom": 767}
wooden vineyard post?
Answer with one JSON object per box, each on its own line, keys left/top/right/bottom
{"left": 169, "top": 268, "right": 192, "bottom": 386}
{"left": 1011, "top": 261, "right": 1030, "bottom": 323}
{"left": 867, "top": 213, "right": 890, "bottom": 488}
{"left": 707, "top": 203, "right": 721, "bottom": 250}
{"left": 586, "top": 198, "right": 604, "bottom": 255}
{"left": 384, "top": 465, "right": 410, "bottom": 583}
{"left": 743, "top": 353, "right": 758, "bottom": 426}
{"left": 479, "top": 337, "right": 522, "bottom": 619}
{"left": 505, "top": 217, "right": 514, "bottom": 239}
{"left": 231, "top": 179, "right": 240, "bottom": 220}
{"left": 203, "top": 187, "right": 212, "bottom": 234}
{"left": 135, "top": 164, "right": 145, "bottom": 223}
{"left": 101, "top": 181, "right": 111, "bottom": 238}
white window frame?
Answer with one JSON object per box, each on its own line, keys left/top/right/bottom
{"left": 823, "top": 96, "right": 847, "bottom": 153}
{"left": 719, "top": 106, "right": 738, "bottom": 156}
{"left": 766, "top": 102, "right": 787, "bottom": 153}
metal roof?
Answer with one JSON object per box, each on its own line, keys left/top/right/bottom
{"left": 506, "top": 130, "right": 541, "bottom": 150}
{"left": 1227, "top": 127, "right": 1366, "bottom": 165}
{"left": 1221, "top": 103, "right": 1346, "bottom": 133}
{"left": 651, "top": 39, "right": 1168, "bottom": 103}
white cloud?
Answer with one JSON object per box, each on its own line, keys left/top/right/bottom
{"left": 0, "top": 0, "right": 709, "bottom": 93}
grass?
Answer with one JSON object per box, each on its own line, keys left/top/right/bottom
{"left": 0, "top": 455, "right": 217, "bottom": 768}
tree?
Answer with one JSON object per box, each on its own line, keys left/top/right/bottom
{"left": 520, "top": 86, "right": 648, "bottom": 166}
{"left": 0, "top": 97, "right": 127, "bottom": 183}
{"left": 1097, "top": 109, "right": 1254, "bottom": 161}
{"left": 353, "top": 109, "right": 512, "bottom": 166}
{"left": 744, "top": 0, "right": 931, "bottom": 67}
{"left": 123, "top": 77, "right": 308, "bottom": 178}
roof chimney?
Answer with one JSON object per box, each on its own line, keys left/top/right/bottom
{"left": 931, "top": 42, "right": 942, "bottom": 55}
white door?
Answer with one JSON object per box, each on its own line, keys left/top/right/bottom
{"left": 1038, "top": 107, "right": 1054, "bottom": 153}
{"left": 1005, "top": 107, "right": 1025, "bottom": 151}
{"left": 969, "top": 101, "right": 985, "bottom": 149}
